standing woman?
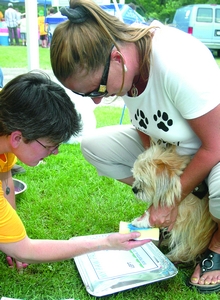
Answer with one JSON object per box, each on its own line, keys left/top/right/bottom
{"left": 50, "top": 0, "right": 220, "bottom": 293}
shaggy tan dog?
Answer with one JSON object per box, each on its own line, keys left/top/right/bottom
{"left": 131, "top": 143, "right": 217, "bottom": 263}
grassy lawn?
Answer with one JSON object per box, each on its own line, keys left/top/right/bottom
{"left": 0, "top": 46, "right": 51, "bottom": 69}
{"left": 0, "top": 45, "right": 220, "bottom": 69}
{"left": 215, "top": 57, "right": 220, "bottom": 67}
{"left": 0, "top": 46, "right": 220, "bottom": 299}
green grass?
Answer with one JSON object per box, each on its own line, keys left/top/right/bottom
{"left": 1, "top": 47, "right": 220, "bottom": 299}
{"left": 0, "top": 106, "right": 219, "bottom": 300}
{"left": 0, "top": 45, "right": 220, "bottom": 69}
{"left": 215, "top": 57, "right": 220, "bottom": 67}
{"left": 0, "top": 46, "right": 51, "bottom": 69}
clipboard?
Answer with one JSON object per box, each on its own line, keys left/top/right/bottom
{"left": 72, "top": 234, "right": 178, "bottom": 297}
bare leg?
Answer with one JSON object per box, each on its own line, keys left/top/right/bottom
{"left": 42, "top": 39, "right": 47, "bottom": 48}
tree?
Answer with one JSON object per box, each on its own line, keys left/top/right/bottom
{"left": 126, "top": 0, "right": 220, "bottom": 23}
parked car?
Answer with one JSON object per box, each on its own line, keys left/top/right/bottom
{"left": 173, "top": 4, "right": 220, "bottom": 56}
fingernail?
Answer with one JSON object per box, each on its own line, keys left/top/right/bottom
{"left": 191, "top": 277, "right": 198, "bottom": 282}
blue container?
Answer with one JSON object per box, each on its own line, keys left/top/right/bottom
{"left": 0, "top": 29, "right": 9, "bottom": 46}
{"left": 45, "top": 12, "right": 67, "bottom": 35}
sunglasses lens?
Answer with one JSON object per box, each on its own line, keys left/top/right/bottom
{"left": 73, "top": 90, "right": 108, "bottom": 98}
{"left": 88, "top": 91, "right": 108, "bottom": 98}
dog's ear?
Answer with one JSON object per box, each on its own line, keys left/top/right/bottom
{"left": 155, "top": 150, "right": 190, "bottom": 177}
{"left": 154, "top": 158, "right": 180, "bottom": 178}
{"left": 153, "top": 159, "right": 182, "bottom": 207}
{"left": 153, "top": 159, "right": 167, "bottom": 175}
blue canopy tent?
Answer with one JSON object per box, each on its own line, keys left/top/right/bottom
{"left": 0, "top": 0, "right": 52, "bottom": 5}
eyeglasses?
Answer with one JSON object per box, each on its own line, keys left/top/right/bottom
{"left": 35, "top": 139, "right": 61, "bottom": 154}
{"left": 72, "top": 45, "right": 114, "bottom": 98}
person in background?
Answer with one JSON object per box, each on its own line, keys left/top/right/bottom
{"left": 15, "top": 8, "right": 21, "bottom": 20}
{"left": 4, "top": 2, "right": 19, "bottom": 46}
{"left": 50, "top": 0, "right": 220, "bottom": 294}
{"left": 19, "top": 13, "right": 26, "bottom": 46}
{"left": 38, "top": 9, "right": 47, "bottom": 48}
{"left": 0, "top": 10, "right": 3, "bottom": 21}
{"left": 45, "top": 7, "right": 55, "bottom": 48}
{"left": 0, "top": 71, "right": 148, "bottom": 271}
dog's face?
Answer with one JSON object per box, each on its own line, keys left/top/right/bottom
{"left": 132, "top": 145, "right": 190, "bottom": 207}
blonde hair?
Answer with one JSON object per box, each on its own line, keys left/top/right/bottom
{"left": 50, "top": 0, "right": 153, "bottom": 84}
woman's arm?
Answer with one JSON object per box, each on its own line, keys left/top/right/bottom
{"left": 0, "top": 232, "right": 149, "bottom": 264}
{"left": 136, "top": 129, "right": 150, "bottom": 149}
{"left": 0, "top": 170, "right": 29, "bottom": 269}
{"left": 0, "top": 170, "right": 15, "bottom": 209}
{"left": 149, "top": 104, "right": 220, "bottom": 229}
{"left": 180, "top": 104, "right": 220, "bottom": 200}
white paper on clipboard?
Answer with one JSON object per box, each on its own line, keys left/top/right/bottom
{"left": 71, "top": 234, "right": 178, "bottom": 297}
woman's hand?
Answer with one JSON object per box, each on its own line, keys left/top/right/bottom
{"left": 6, "top": 256, "right": 28, "bottom": 273}
{"left": 148, "top": 204, "right": 179, "bottom": 231}
{"left": 106, "top": 232, "right": 150, "bottom": 251}
{"left": 0, "top": 234, "right": 150, "bottom": 264}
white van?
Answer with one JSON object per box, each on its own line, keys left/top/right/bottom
{"left": 173, "top": 4, "right": 220, "bottom": 56}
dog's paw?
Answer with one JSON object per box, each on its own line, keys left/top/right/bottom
{"left": 132, "top": 211, "right": 151, "bottom": 228}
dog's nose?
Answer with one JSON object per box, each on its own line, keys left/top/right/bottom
{"left": 132, "top": 186, "right": 139, "bottom": 194}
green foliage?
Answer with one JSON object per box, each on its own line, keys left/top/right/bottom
{"left": 126, "top": 0, "right": 220, "bottom": 23}
{"left": 0, "top": 4, "right": 47, "bottom": 16}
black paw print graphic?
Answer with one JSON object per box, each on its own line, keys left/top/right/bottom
{"left": 134, "top": 109, "right": 149, "bottom": 129}
{"left": 153, "top": 110, "right": 173, "bottom": 132}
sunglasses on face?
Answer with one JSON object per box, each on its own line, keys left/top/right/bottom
{"left": 72, "top": 45, "right": 114, "bottom": 98}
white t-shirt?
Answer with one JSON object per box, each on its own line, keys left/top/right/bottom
{"left": 19, "top": 18, "right": 26, "bottom": 34}
{"left": 123, "top": 23, "right": 220, "bottom": 155}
